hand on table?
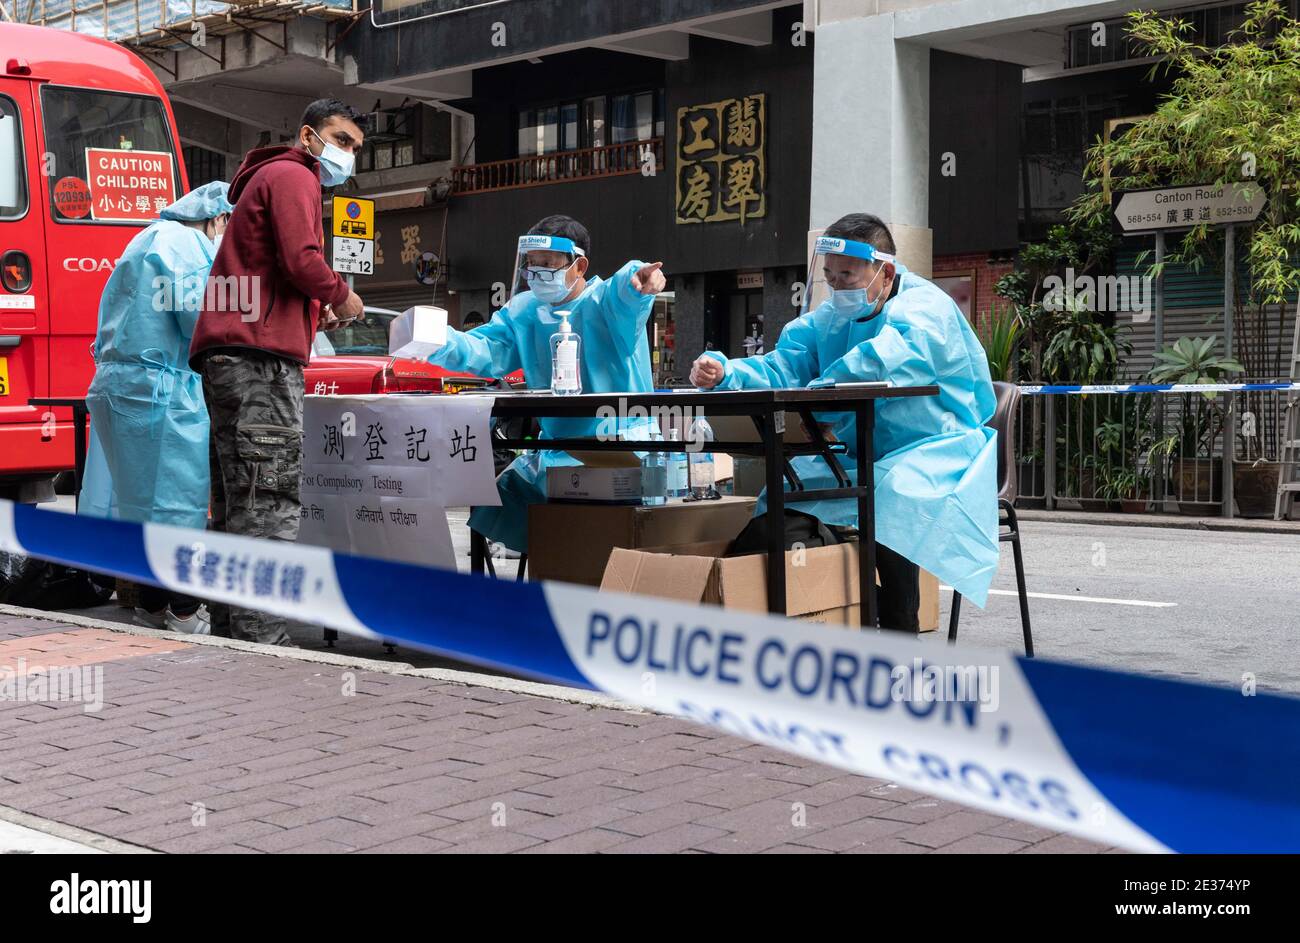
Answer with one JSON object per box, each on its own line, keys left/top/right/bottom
{"left": 690, "top": 355, "right": 724, "bottom": 389}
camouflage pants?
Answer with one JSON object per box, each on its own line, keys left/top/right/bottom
{"left": 199, "top": 349, "right": 304, "bottom": 645}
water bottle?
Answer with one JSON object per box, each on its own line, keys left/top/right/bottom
{"left": 549, "top": 310, "right": 582, "bottom": 395}
{"left": 665, "top": 421, "right": 689, "bottom": 499}
{"left": 641, "top": 431, "right": 667, "bottom": 506}
{"left": 688, "top": 416, "right": 717, "bottom": 500}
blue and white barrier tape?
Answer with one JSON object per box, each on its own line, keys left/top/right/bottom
{"left": 1020, "top": 382, "right": 1300, "bottom": 395}
{"left": 1, "top": 498, "right": 1297, "bottom": 853}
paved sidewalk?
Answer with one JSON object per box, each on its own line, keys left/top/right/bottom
{"left": 0, "top": 608, "right": 1114, "bottom": 854}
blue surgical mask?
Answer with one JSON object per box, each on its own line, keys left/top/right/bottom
{"left": 310, "top": 128, "right": 354, "bottom": 187}
{"left": 830, "top": 265, "right": 888, "bottom": 319}
{"left": 528, "top": 263, "right": 575, "bottom": 304}
{"left": 830, "top": 287, "right": 869, "bottom": 317}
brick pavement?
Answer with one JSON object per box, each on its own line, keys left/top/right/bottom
{"left": 0, "top": 608, "right": 1116, "bottom": 854}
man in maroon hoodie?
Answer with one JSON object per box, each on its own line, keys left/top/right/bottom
{"left": 190, "top": 99, "right": 365, "bottom": 645}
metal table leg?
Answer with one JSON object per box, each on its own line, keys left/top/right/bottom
{"left": 763, "top": 408, "right": 787, "bottom": 616}
{"left": 858, "top": 405, "right": 878, "bottom": 629}
{"left": 71, "top": 402, "right": 88, "bottom": 511}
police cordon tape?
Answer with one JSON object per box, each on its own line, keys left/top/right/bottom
{"left": 1019, "top": 381, "right": 1300, "bottom": 395}
{"left": 2, "top": 498, "right": 1297, "bottom": 853}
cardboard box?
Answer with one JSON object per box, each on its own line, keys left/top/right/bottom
{"left": 545, "top": 451, "right": 642, "bottom": 503}
{"left": 528, "top": 496, "right": 757, "bottom": 587}
{"left": 600, "top": 540, "right": 940, "bottom": 632}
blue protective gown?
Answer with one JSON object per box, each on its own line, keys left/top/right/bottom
{"left": 701, "top": 264, "right": 999, "bottom": 605}
{"left": 80, "top": 219, "right": 218, "bottom": 529}
{"left": 429, "top": 261, "right": 656, "bottom": 551}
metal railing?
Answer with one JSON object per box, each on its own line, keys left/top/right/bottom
{"left": 1013, "top": 382, "right": 1298, "bottom": 518}
{"left": 450, "top": 138, "right": 665, "bottom": 195}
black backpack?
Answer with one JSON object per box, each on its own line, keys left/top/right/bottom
{"left": 727, "top": 509, "right": 841, "bottom": 556}
{"left": 0, "top": 552, "right": 114, "bottom": 610}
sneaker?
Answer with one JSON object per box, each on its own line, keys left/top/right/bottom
{"left": 194, "top": 605, "right": 211, "bottom": 625}
{"left": 132, "top": 608, "right": 167, "bottom": 630}
{"left": 165, "top": 609, "right": 210, "bottom": 636}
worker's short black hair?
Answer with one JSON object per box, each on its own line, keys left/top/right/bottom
{"left": 527, "top": 214, "right": 591, "bottom": 260}
{"left": 300, "top": 99, "right": 364, "bottom": 133}
{"left": 824, "top": 213, "right": 896, "bottom": 256}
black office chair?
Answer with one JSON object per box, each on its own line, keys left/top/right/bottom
{"left": 948, "top": 381, "right": 1033, "bottom": 656}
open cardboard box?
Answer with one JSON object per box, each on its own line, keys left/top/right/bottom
{"left": 528, "top": 496, "right": 758, "bottom": 587}
{"left": 600, "top": 539, "right": 940, "bottom": 631}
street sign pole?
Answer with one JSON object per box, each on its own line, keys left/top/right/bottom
{"left": 1223, "top": 224, "right": 1235, "bottom": 519}
{"left": 1154, "top": 230, "right": 1166, "bottom": 510}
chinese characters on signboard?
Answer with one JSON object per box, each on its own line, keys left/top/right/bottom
{"left": 84, "top": 148, "right": 177, "bottom": 222}
{"left": 675, "top": 94, "right": 766, "bottom": 225}
{"left": 300, "top": 395, "right": 499, "bottom": 569}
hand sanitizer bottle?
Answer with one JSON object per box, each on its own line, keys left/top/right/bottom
{"left": 550, "top": 310, "right": 582, "bottom": 395}
{"left": 641, "top": 431, "right": 667, "bottom": 506}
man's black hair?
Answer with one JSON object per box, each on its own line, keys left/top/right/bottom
{"left": 527, "top": 214, "right": 591, "bottom": 260}
{"left": 300, "top": 99, "right": 364, "bottom": 133}
{"left": 824, "top": 213, "right": 896, "bottom": 256}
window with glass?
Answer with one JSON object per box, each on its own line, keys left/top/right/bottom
{"left": 516, "top": 89, "right": 663, "bottom": 157}
{"left": 358, "top": 106, "right": 419, "bottom": 173}
{"left": 0, "top": 96, "right": 26, "bottom": 219}
{"left": 40, "top": 86, "right": 179, "bottom": 224}
{"left": 183, "top": 144, "right": 226, "bottom": 189}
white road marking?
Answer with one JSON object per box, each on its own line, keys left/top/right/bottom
{"left": 941, "top": 587, "right": 1177, "bottom": 608}
{"left": 0, "top": 818, "right": 105, "bottom": 854}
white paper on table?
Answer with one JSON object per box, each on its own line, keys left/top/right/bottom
{"left": 389, "top": 305, "right": 448, "bottom": 361}
{"left": 299, "top": 395, "right": 497, "bottom": 568}
{"left": 298, "top": 493, "right": 350, "bottom": 552}
{"left": 432, "top": 395, "right": 501, "bottom": 507}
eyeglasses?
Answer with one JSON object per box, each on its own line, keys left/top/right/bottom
{"left": 521, "top": 260, "right": 575, "bottom": 282}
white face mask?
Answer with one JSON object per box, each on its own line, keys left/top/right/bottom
{"left": 309, "top": 127, "right": 355, "bottom": 187}
{"left": 212, "top": 233, "right": 224, "bottom": 253}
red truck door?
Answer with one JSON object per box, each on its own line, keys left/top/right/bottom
{"left": 0, "top": 75, "right": 54, "bottom": 477}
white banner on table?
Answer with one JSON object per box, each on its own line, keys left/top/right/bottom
{"left": 301, "top": 395, "right": 499, "bottom": 569}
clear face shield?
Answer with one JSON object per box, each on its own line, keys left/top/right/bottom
{"left": 801, "top": 235, "right": 895, "bottom": 320}
{"left": 508, "top": 234, "right": 587, "bottom": 305}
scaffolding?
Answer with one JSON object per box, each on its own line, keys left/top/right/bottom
{"left": 1, "top": 0, "right": 357, "bottom": 45}
{"left": 2, "top": 0, "right": 360, "bottom": 78}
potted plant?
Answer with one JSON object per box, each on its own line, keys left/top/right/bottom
{"left": 1096, "top": 465, "right": 1151, "bottom": 512}
{"left": 977, "top": 301, "right": 1022, "bottom": 383}
{"left": 1147, "top": 337, "right": 1243, "bottom": 511}
{"left": 1093, "top": 394, "right": 1157, "bottom": 511}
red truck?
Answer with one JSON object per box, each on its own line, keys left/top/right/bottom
{"left": 1, "top": 22, "right": 190, "bottom": 500}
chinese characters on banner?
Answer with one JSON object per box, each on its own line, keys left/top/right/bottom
{"left": 84, "top": 148, "right": 177, "bottom": 223}
{"left": 300, "top": 395, "right": 499, "bottom": 570}
{"left": 675, "top": 94, "right": 766, "bottom": 225}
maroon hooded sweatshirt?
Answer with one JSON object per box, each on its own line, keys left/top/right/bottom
{"left": 190, "top": 145, "right": 350, "bottom": 368}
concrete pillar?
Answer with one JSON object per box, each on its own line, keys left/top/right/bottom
{"left": 672, "top": 276, "right": 707, "bottom": 379}
{"left": 810, "top": 12, "right": 932, "bottom": 277}
{"left": 762, "top": 266, "right": 801, "bottom": 346}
